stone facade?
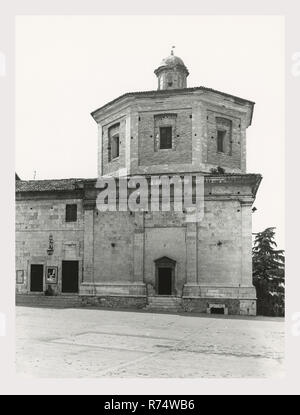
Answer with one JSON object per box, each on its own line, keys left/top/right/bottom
{"left": 15, "top": 181, "right": 86, "bottom": 295}
{"left": 15, "top": 51, "right": 261, "bottom": 315}
{"left": 16, "top": 174, "right": 260, "bottom": 315}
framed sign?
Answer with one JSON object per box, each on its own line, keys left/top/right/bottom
{"left": 45, "top": 266, "right": 58, "bottom": 284}
{"left": 16, "top": 270, "right": 24, "bottom": 284}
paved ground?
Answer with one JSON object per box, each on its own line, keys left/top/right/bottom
{"left": 16, "top": 306, "right": 285, "bottom": 378}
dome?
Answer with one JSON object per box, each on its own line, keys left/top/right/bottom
{"left": 154, "top": 49, "right": 189, "bottom": 77}
{"left": 160, "top": 54, "right": 186, "bottom": 67}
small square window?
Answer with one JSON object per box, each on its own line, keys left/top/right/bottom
{"left": 217, "top": 130, "right": 226, "bottom": 153}
{"left": 160, "top": 126, "right": 172, "bottom": 149}
{"left": 66, "top": 204, "right": 77, "bottom": 222}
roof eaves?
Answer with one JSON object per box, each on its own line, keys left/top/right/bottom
{"left": 90, "top": 86, "right": 255, "bottom": 120}
{"left": 15, "top": 178, "right": 96, "bottom": 193}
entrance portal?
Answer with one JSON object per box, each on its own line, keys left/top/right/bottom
{"left": 158, "top": 267, "right": 172, "bottom": 295}
{"left": 154, "top": 256, "right": 176, "bottom": 296}
{"left": 62, "top": 260, "right": 79, "bottom": 293}
{"left": 30, "top": 264, "right": 44, "bottom": 292}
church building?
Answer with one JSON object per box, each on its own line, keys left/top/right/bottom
{"left": 16, "top": 49, "right": 261, "bottom": 315}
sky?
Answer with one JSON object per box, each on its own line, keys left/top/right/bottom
{"left": 15, "top": 15, "right": 285, "bottom": 249}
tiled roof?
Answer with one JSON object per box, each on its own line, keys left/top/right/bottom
{"left": 15, "top": 178, "right": 95, "bottom": 193}
{"left": 15, "top": 173, "right": 262, "bottom": 201}
{"left": 91, "top": 86, "right": 255, "bottom": 117}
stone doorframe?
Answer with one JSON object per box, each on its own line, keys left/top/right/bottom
{"left": 154, "top": 256, "right": 176, "bottom": 296}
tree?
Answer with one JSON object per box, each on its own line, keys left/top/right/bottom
{"left": 252, "top": 227, "right": 285, "bottom": 316}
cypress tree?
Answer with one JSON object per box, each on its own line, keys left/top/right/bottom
{"left": 252, "top": 227, "right": 285, "bottom": 316}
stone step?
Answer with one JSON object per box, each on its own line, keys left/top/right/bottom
{"left": 16, "top": 296, "right": 79, "bottom": 301}
{"left": 147, "top": 304, "right": 180, "bottom": 309}
{"left": 16, "top": 294, "right": 183, "bottom": 312}
{"left": 146, "top": 296, "right": 183, "bottom": 312}
{"left": 147, "top": 300, "right": 180, "bottom": 304}
{"left": 148, "top": 296, "right": 181, "bottom": 302}
{"left": 16, "top": 294, "right": 81, "bottom": 308}
{"left": 146, "top": 306, "right": 182, "bottom": 312}
{"left": 148, "top": 300, "right": 181, "bottom": 304}
{"left": 146, "top": 301, "right": 180, "bottom": 305}
{"left": 147, "top": 304, "right": 181, "bottom": 308}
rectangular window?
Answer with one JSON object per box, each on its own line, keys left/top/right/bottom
{"left": 66, "top": 204, "right": 77, "bottom": 222}
{"left": 108, "top": 123, "right": 120, "bottom": 161}
{"left": 111, "top": 134, "right": 120, "bottom": 159}
{"left": 217, "top": 130, "right": 226, "bottom": 153}
{"left": 160, "top": 126, "right": 172, "bottom": 149}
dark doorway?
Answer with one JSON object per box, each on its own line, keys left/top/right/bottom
{"left": 210, "top": 307, "right": 224, "bottom": 314}
{"left": 30, "top": 264, "right": 44, "bottom": 292}
{"left": 158, "top": 267, "right": 172, "bottom": 295}
{"left": 62, "top": 260, "right": 79, "bottom": 293}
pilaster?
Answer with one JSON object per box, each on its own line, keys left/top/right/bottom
{"left": 186, "top": 222, "right": 198, "bottom": 284}
{"left": 241, "top": 201, "right": 253, "bottom": 287}
{"left": 133, "top": 212, "right": 144, "bottom": 282}
{"left": 83, "top": 207, "right": 94, "bottom": 283}
{"left": 97, "top": 123, "right": 103, "bottom": 178}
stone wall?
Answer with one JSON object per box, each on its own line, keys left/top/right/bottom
{"left": 197, "top": 199, "right": 243, "bottom": 286}
{"left": 182, "top": 297, "right": 240, "bottom": 314}
{"left": 206, "top": 108, "right": 243, "bottom": 170}
{"left": 93, "top": 211, "right": 135, "bottom": 283}
{"left": 15, "top": 174, "right": 260, "bottom": 315}
{"left": 102, "top": 116, "right": 127, "bottom": 176}
{"left": 15, "top": 198, "right": 84, "bottom": 294}
{"left": 80, "top": 295, "right": 147, "bottom": 309}
{"left": 144, "top": 211, "right": 187, "bottom": 296}
{"left": 138, "top": 109, "right": 192, "bottom": 166}
{"left": 182, "top": 298, "right": 256, "bottom": 316}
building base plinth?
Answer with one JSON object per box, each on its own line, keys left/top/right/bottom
{"left": 79, "top": 295, "right": 147, "bottom": 309}
{"left": 182, "top": 285, "right": 256, "bottom": 315}
{"left": 80, "top": 282, "right": 146, "bottom": 297}
{"left": 182, "top": 298, "right": 256, "bottom": 315}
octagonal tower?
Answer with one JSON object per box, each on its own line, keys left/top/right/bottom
{"left": 91, "top": 49, "right": 254, "bottom": 178}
